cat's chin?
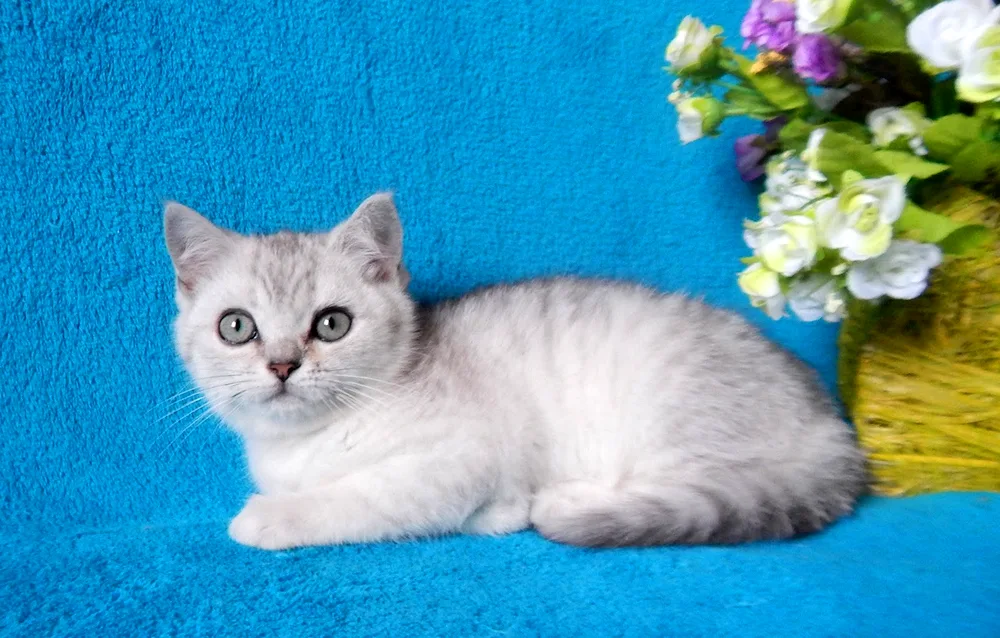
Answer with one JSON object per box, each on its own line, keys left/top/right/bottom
{"left": 224, "top": 393, "right": 343, "bottom": 440}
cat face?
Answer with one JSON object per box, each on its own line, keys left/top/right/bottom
{"left": 164, "top": 194, "right": 416, "bottom": 438}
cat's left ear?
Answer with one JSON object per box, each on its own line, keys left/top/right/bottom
{"left": 164, "top": 202, "right": 236, "bottom": 296}
{"left": 332, "top": 192, "right": 409, "bottom": 287}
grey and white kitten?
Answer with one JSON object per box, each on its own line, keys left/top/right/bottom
{"left": 164, "top": 193, "right": 866, "bottom": 550}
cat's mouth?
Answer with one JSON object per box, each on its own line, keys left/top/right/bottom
{"left": 265, "top": 386, "right": 299, "bottom": 403}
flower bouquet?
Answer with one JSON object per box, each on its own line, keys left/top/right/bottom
{"left": 664, "top": 0, "right": 1000, "bottom": 495}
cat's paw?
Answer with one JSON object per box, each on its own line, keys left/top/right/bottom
{"left": 463, "top": 497, "right": 531, "bottom": 536}
{"left": 228, "top": 494, "right": 305, "bottom": 551}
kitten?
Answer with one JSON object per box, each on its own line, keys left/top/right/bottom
{"left": 164, "top": 193, "right": 866, "bottom": 550}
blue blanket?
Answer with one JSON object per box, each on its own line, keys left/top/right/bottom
{"left": 1, "top": 0, "right": 996, "bottom": 635}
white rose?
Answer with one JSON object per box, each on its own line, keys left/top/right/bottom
{"left": 958, "top": 21, "right": 1000, "bottom": 103}
{"left": 796, "top": 0, "right": 856, "bottom": 34}
{"left": 673, "top": 97, "right": 724, "bottom": 144}
{"left": 759, "top": 151, "right": 833, "bottom": 218}
{"left": 814, "top": 175, "right": 906, "bottom": 261}
{"left": 738, "top": 263, "right": 787, "bottom": 319}
{"left": 846, "top": 240, "right": 943, "bottom": 300}
{"left": 666, "top": 17, "right": 717, "bottom": 72}
{"left": 676, "top": 100, "right": 703, "bottom": 143}
{"left": 788, "top": 275, "right": 847, "bottom": 322}
{"left": 866, "top": 107, "right": 931, "bottom": 155}
{"left": 906, "top": 0, "right": 998, "bottom": 70}
{"left": 744, "top": 215, "right": 819, "bottom": 276}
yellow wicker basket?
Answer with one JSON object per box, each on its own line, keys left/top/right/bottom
{"left": 838, "top": 185, "right": 1000, "bottom": 496}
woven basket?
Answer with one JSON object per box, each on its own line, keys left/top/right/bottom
{"left": 838, "top": 185, "right": 1000, "bottom": 496}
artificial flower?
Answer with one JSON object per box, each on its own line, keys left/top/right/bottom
{"left": 957, "top": 21, "right": 1000, "bottom": 102}
{"left": 759, "top": 151, "right": 832, "bottom": 217}
{"left": 846, "top": 240, "right": 943, "bottom": 299}
{"left": 741, "top": 0, "right": 798, "bottom": 53}
{"left": 796, "top": 0, "right": 857, "bottom": 34}
{"left": 866, "top": 106, "right": 931, "bottom": 155}
{"left": 733, "top": 118, "right": 786, "bottom": 181}
{"left": 673, "top": 96, "right": 725, "bottom": 143}
{"left": 815, "top": 175, "right": 907, "bottom": 261}
{"left": 738, "top": 263, "right": 787, "bottom": 318}
{"left": 744, "top": 215, "right": 819, "bottom": 276}
{"left": 793, "top": 34, "right": 843, "bottom": 82}
{"left": 788, "top": 274, "right": 847, "bottom": 321}
{"left": 906, "top": 0, "right": 997, "bottom": 70}
{"left": 666, "top": 17, "right": 722, "bottom": 73}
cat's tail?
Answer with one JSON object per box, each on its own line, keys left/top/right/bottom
{"left": 529, "top": 451, "right": 866, "bottom": 547}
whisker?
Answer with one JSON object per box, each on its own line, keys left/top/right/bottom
{"left": 156, "top": 391, "right": 246, "bottom": 458}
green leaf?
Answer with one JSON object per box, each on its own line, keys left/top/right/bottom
{"left": 930, "top": 77, "right": 958, "bottom": 118}
{"left": 733, "top": 55, "right": 810, "bottom": 111}
{"left": 922, "top": 114, "right": 983, "bottom": 161}
{"left": 896, "top": 201, "right": 989, "bottom": 254}
{"left": 938, "top": 224, "right": 991, "bottom": 254}
{"left": 777, "top": 119, "right": 816, "bottom": 150}
{"left": 775, "top": 120, "right": 867, "bottom": 151}
{"left": 951, "top": 140, "right": 1000, "bottom": 183}
{"left": 837, "top": 16, "right": 910, "bottom": 52}
{"left": 813, "top": 131, "right": 891, "bottom": 186}
{"left": 872, "top": 151, "right": 950, "bottom": 180}
{"left": 841, "top": 170, "right": 865, "bottom": 186}
{"left": 825, "top": 121, "right": 871, "bottom": 142}
{"left": 724, "top": 89, "right": 782, "bottom": 118}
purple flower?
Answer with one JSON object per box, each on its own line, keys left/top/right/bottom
{"left": 741, "top": 0, "right": 797, "bottom": 54}
{"left": 793, "top": 34, "right": 843, "bottom": 83}
{"left": 734, "top": 118, "right": 786, "bottom": 182}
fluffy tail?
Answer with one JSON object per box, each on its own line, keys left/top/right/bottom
{"left": 530, "top": 461, "right": 866, "bottom": 547}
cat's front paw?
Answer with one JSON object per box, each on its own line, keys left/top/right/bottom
{"left": 228, "top": 494, "right": 306, "bottom": 551}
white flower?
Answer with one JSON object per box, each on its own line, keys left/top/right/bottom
{"left": 815, "top": 175, "right": 906, "bottom": 261}
{"left": 906, "top": 0, "right": 998, "bottom": 70}
{"left": 801, "top": 128, "right": 835, "bottom": 182}
{"left": 738, "top": 263, "right": 786, "bottom": 319}
{"left": 788, "top": 275, "right": 847, "bottom": 322}
{"left": 866, "top": 107, "right": 931, "bottom": 155}
{"left": 759, "top": 151, "right": 832, "bottom": 218}
{"left": 801, "top": 128, "right": 826, "bottom": 171}
{"left": 666, "top": 17, "right": 718, "bottom": 73}
{"left": 846, "top": 240, "right": 943, "bottom": 300}
{"left": 958, "top": 21, "right": 1000, "bottom": 103}
{"left": 796, "top": 0, "right": 856, "bottom": 34}
{"left": 676, "top": 101, "right": 703, "bottom": 143}
{"left": 673, "top": 97, "right": 724, "bottom": 144}
{"left": 744, "top": 215, "right": 819, "bottom": 276}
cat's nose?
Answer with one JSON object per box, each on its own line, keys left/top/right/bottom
{"left": 267, "top": 360, "right": 301, "bottom": 382}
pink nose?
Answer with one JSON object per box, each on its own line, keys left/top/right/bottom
{"left": 268, "top": 361, "right": 300, "bottom": 382}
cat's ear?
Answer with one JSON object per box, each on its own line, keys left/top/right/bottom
{"left": 332, "top": 192, "right": 408, "bottom": 286}
{"left": 163, "top": 202, "right": 235, "bottom": 296}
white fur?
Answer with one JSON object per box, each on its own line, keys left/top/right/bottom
{"left": 165, "top": 195, "right": 865, "bottom": 550}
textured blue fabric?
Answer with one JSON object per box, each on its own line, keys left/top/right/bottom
{"left": 1, "top": 0, "right": 997, "bottom": 635}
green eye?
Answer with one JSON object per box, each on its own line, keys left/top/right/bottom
{"left": 312, "top": 307, "right": 352, "bottom": 342}
{"left": 218, "top": 310, "right": 258, "bottom": 345}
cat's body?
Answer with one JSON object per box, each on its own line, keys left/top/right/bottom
{"left": 165, "top": 194, "right": 866, "bottom": 550}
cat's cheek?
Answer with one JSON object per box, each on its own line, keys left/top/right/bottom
{"left": 228, "top": 494, "right": 306, "bottom": 551}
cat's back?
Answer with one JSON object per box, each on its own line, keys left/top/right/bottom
{"left": 419, "top": 276, "right": 770, "bottom": 387}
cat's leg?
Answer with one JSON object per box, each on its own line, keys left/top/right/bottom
{"left": 228, "top": 453, "right": 493, "bottom": 550}
{"left": 462, "top": 495, "right": 532, "bottom": 536}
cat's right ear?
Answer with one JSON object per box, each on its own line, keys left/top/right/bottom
{"left": 163, "top": 202, "right": 234, "bottom": 296}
